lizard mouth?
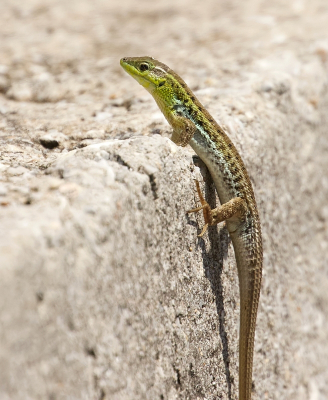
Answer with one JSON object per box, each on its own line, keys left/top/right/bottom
{"left": 120, "top": 58, "right": 153, "bottom": 90}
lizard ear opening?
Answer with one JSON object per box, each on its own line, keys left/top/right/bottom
{"left": 158, "top": 80, "right": 165, "bottom": 87}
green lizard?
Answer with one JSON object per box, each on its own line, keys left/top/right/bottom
{"left": 120, "top": 56, "right": 263, "bottom": 400}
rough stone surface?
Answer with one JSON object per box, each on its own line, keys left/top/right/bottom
{"left": 0, "top": 1, "right": 328, "bottom": 399}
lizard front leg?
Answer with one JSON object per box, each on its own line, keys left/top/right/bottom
{"left": 167, "top": 110, "right": 197, "bottom": 147}
{"left": 187, "top": 180, "right": 248, "bottom": 236}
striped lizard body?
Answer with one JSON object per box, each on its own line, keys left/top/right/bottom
{"left": 120, "top": 56, "right": 263, "bottom": 400}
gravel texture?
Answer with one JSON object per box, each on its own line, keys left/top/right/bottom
{"left": 0, "top": 0, "right": 328, "bottom": 399}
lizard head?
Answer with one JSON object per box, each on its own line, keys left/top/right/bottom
{"left": 120, "top": 56, "right": 168, "bottom": 92}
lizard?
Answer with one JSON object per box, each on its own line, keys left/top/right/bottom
{"left": 120, "top": 56, "right": 263, "bottom": 400}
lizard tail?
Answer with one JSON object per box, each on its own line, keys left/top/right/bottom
{"left": 238, "top": 258, "right": 262, "bottom": 400}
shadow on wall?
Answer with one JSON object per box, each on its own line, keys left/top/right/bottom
{"left": 186, "top": 157, "right": 232, "bottom": 399}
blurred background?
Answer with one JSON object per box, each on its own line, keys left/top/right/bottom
{"left": 1, "top": 0, "right": 327, "bottom": 160}
{"left": 1, "top": 0, "right": 327, "bottom": 103}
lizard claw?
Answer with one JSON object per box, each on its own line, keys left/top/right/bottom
{"left": 198, "top": 223, "right": 209, "bottom": 237}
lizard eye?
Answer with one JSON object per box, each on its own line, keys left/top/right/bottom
{"left": 139, "top": 63, "right": 149, "bottom": 72}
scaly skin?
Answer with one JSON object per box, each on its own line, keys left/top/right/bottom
{"left": 120, "top": 56, "right": 263, "bottom": 400}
